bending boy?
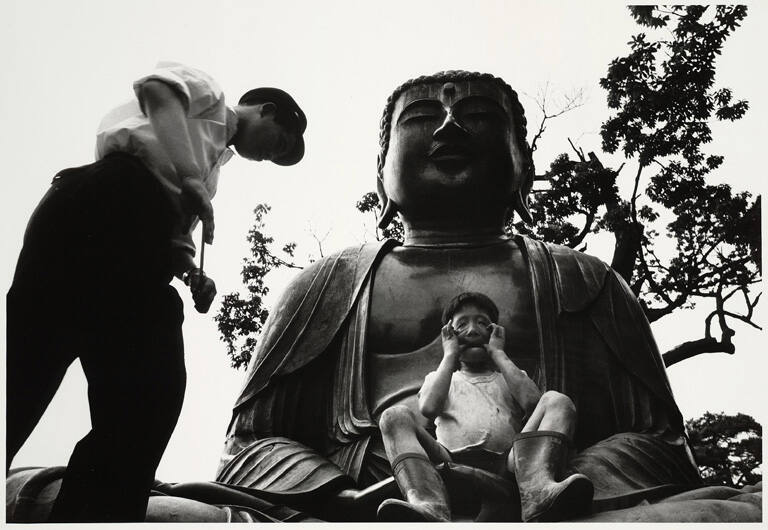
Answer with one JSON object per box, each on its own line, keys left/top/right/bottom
{"left": 6, "top": 62, "right": 306, "bottom": 522}
{"left": 377, "top": 292, "right": 593, "bottom": 522}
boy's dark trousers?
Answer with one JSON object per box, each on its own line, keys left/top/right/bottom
{"left": 6, "top": 154, "right": 187, "bottom": 522}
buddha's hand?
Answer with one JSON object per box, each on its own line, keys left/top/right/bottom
{"left": 441, "top": 323, "right": 461, "bottom": 367}
{"left": 485, "top": 323, "right": 507, "bottom": 363}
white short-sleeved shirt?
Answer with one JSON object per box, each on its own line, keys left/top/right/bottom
{"left": 95, "top": 61, "right": 238, "bottom": 257}
{"left": 423, "top": 370, "right": 525, "bottom": 453}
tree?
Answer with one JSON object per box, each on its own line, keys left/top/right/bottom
{"left": 215, "top": 204, "right": 301, "bottom": 370}
{"left": 358, "top": 5, "right": 760, "bottom": 367}
{"left": 686, "top": 412, "right": 762, "bottom": 487}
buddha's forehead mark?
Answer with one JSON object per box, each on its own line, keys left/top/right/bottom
{"left": 395, "top": 79, "right": 511, "bottom": 117}
{"left": 441, "top": 82, "right": 457, "bottom": 104}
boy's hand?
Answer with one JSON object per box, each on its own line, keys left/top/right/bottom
{"left": 185, "top": 267, "right": 217, "bottom": 313}
{"left": 180, "top": 178, "right": 215, "bottom": 244}
{"left": 485, "top": 323, "right": 507, "bottom": 361}
{"left": 441, "top": 323, "right": 461, "bottom": 363}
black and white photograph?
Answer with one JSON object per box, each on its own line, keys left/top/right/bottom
{"left": 2, "top": 1, "right": 764, "bottom": 523}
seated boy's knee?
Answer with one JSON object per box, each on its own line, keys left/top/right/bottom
{"left": 379, "top": 405, "right": 416, "bottom": 435}
{"left": 541, "top": 391, "right": 576, "bottom": 415}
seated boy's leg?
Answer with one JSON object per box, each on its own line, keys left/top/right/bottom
{"left": 520, "top": 391, "right": 577, "bottom": 437}
{"left": 377, "top": 406, "right": 452, "bottom": 522}
{"left": 510, "top": 391, "right": 577, "bottom": 471}
{"left": 509, "top": 392, "right": 593, "bottom": 521}
{"left": 378, "top": 405, "right": 451, "bottom": 464}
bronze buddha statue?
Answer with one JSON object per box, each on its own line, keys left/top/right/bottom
{"left": 216, "top": 71, "right": 706, "bottom": 515}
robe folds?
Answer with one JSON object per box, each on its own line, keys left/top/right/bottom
{"left": 216, "top": 236, "right": 702, "bottom": 505}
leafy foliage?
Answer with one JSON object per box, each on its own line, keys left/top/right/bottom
{"left": 515, "top": 6, "right": 760, "bottom": 365}
{"left": 356, "top": 191, "right": 405, "bottom": 241}
{"left": 686, "top": 412, "right": 762, "bottom": 487}
{"left": 215, "top": 204, "right": 300, "bottom": 370}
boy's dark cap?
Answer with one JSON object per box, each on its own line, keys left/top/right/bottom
{"left": 239, "top": 87, "right": 307, "bottom": 166}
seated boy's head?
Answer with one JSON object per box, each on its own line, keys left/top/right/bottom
{"left": 442, "top": 292, "right": 500, "bottom": 364}
{"left": 232, "top": 87, "right": 307, "bottom": 165}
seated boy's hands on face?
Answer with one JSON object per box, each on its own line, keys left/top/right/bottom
{"left": 440, "top": 323, "right": 461, "bottom": 370}
{"left": 485, "top": 323, "right": 507, "bottom": 364}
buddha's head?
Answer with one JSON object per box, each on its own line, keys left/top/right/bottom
{"left": 376, "top": 71, "right": 534, "bottom": 231}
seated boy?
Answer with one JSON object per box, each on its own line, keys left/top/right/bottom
{"left": 377, "top": 292, "right": 593, "bottom": 522}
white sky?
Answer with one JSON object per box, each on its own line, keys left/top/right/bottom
{"left": 1, "top": 1, "right": 765, "bottom": 484}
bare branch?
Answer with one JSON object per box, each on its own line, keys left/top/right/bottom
{"left": 630, "top": 164, "right": 643, "bottom": 223}
{"left": 721, "top": 311, "right": 763, "bottom": 331}
{"left": 567, "top": 138, "right": 586, "bottom": 162}
{"left": 307, "top": 224, "right": 331, "bottom": 259}
{"left": 704, "top": 310, "right": 717, "bottom": 339}
{"left": 569, "top": 209, "right": 596, "bottom": 248}
{"left": 663, "top": 337, "right": 735, "bottom": 367}
{"left": 529, "top": 85, "right": 585, "bottom": 152}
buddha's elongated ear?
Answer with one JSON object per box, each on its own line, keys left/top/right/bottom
{"left": 512, "top": 188, "right": 533, "bottom": 225}
{"left": 376, "top": 175, "right": 397, "bottom": 229}
{"left": 507, "top": 141, "right": 534, "bottom": 226}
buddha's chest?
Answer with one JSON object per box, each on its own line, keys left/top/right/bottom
{"left": 365, "top": 242, "right": 540, "bottom": 418}
{"left": 367, "top": 242, "right": 539, "bottom": 365}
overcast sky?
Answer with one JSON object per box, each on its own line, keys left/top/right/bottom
{"left": 2, "top": 1, "right": 765, "bottom": 483}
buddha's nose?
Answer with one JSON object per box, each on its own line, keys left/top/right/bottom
{"left": 433, "top": 108, "right": 468, "bottom": 140}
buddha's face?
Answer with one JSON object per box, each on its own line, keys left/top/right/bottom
{"left": 382, "top": 79, "right": 525, "bottom": 223}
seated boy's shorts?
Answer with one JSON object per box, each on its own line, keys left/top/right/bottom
{"left": 442, "top": 445, "right": 512, "bottom": 478}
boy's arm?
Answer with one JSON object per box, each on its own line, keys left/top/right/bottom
{"left": 419, "top": 324, "right": 459, "bottom": 419}
{"left": 140, "top": 79, "right": 215, "bottom": 244}
{"left": 486, "top": 324, "right": 542, "bottom": 415}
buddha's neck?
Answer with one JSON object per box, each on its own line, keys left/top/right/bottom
{"left": 402, "top": 218, "right": 509, "bottom": 248}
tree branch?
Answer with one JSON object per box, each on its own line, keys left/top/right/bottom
{"left": 721, "top": 311, "right": 763, "bottom": 331}
{"left": 307, "top": 224, "right": 331, "bottom": 259}
{"left": 630, "top": 164, "right": 643, "bottom": 222}
{"left": 568, "top": 138, "right": 586, "bottom": 162}
{"left": 663, "top": 337, "right": 735, "bottom": 367}
{"left": 529, "top": 85, "right": 585, "bottom": 152}
{"left": 569, "top": 209, "right": 596, "bottom": 248}
{"left": 269, "top": 253, "right": 302, "bottom": 270}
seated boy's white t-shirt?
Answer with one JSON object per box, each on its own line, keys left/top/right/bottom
{"left": 424, "top": 370, "right": 525, "bottom": 453}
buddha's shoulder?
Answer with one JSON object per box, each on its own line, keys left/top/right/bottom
{"left": 528, "top": 239, "right": 615, "bottom": 312}
{"left": 543, "top": 241, "right": 610, "bottom": 277}
{"left": 281, "top": 240, "right": 392, "bottom": 291}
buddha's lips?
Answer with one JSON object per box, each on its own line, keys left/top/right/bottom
{"left": 428, "top": 143, "right": 473, "bottom": 160}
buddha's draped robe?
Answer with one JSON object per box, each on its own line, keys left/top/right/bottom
{"left": 216, "top": 237, "right": 701, "bottom": 505}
